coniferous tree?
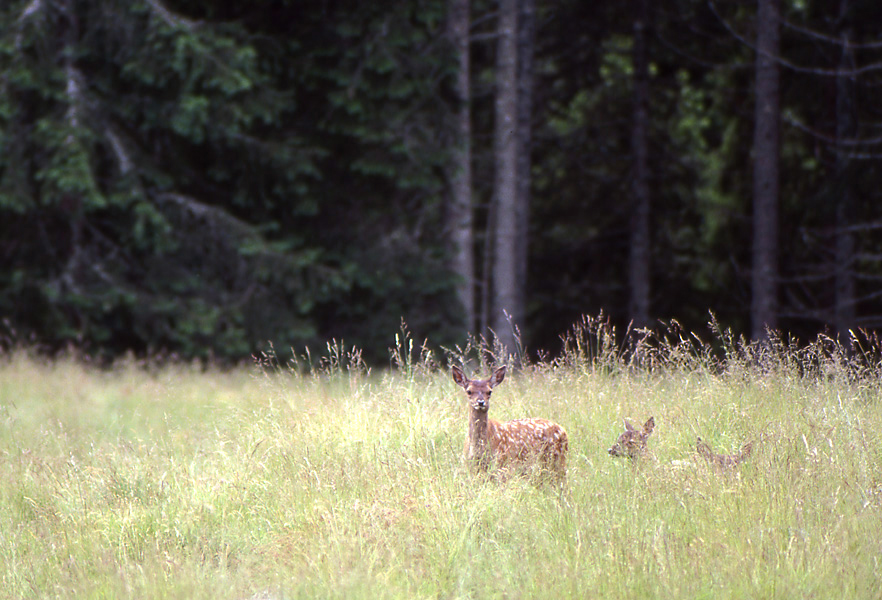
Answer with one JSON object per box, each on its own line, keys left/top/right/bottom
{"left": 491, "top": 0, "right": 521, "bottom": 354}
{"left": 629, "top": 0, "right": 652, "bottom": 330}
{"left": 752, "top": 0, "right": 781, "bottom": 340}
{"left": 515, "top": 0, "right": 535, "bottom": 330}
{"left": 448, "top": 0, "right": 476, "bottom": 334}
{"left": 0, "top": 0, "right": 459, "bottom": 361}
{"left": 834, "top": 0, "right": 857, "bottom": 338}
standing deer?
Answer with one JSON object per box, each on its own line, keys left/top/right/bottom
{"left": 452, "top": 365, "right": 568, "bottom": 482}
{"left": 608, "top": 416, "right": 656, "bottom": 459}
{"left": 696, "top": 437, "right": 753, "bottom": 469}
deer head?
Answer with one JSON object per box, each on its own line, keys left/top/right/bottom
{"left": 608, "top": 416, "right": 655, "bottom": 458}
{"left": 452, "top": 365, "right": 506, "bottom": 413}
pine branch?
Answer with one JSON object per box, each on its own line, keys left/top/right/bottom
{"left": 709, "top": 0, "right": 882, "bottom": 78}
{"left": 65, "top": 64, "right": 83, "bottom": 134}
{"left": 142, "top": 0, "right": 200, "bottom": 30}
{"left": 781, "top": 17, "right": 882, "bottom": 50}
{"left": 104, "top": 128, "right": 133, "bottom": 175}
{"left": 783, "top": 111, "right": 882, "bottom": 148}
{"left": 14, "top": 0, "right": 45, "bottom": 49}
{"left": 17, "top": 0, "right": 43, "bottom": 22}
{"left": 156, "top": 193, "right": 263, "bottom": 248}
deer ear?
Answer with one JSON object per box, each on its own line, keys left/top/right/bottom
{"left": 624, "top": 420, "right": 635, "bottom": 431}
{"left": 452, "top": 366, "right": 468, "bottom": 388}
{"left": 490, "top": 365, "right": 506, "bottom": 388}
{"left": 644, "top": 416, "right": 655, "bottom": 434}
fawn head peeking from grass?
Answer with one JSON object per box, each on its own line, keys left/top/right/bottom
{"left": 608, "top": 416, "right": 655, "bottom": 459}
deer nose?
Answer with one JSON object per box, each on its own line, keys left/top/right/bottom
{"left": 476, "top": 399, "right": 487, "bottom": 409}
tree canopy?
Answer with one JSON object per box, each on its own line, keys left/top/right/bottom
{"left": 1, "top": 0, "right": 881, "bottom": 363}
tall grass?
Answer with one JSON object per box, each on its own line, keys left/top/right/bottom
{"left": 1, "top": 321, "right": 882, "bottom": 599}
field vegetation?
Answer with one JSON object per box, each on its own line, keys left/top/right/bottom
{"left": 2, "top": 319, "right": 882, "bottom": 599}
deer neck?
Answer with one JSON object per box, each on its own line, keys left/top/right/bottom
{"left": 467, "top": 408, "right": 495, "bottom": 465}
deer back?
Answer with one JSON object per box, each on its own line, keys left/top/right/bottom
{"left": 488, "top": 417, "right": 568, "bottom": 474}
{"left": 696, "top": 437, "right": 753, "bottom": 469}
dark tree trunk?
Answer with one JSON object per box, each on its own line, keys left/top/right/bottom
{"left": 514, "top": 0, "right": 534, "bottom": 327}
{"left": 629, "top": 0, "right": 651, "bottom": 330}
{"left": 491, "top": 0, "right": 520, "bottom": 355}
{"left": 834, "top": 0, "right": 856, "bottom": 340}
{"left": 751, "top": 0, "right": 781, "bottom": 341}
{"left": 448, "top": 0, "right": 475, "bottom": 333}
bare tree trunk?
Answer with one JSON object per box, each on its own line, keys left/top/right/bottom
{"left": 751, "top": 0, "right": 781, "bottom": 341}
{"left": 629, "top": 0, "right": 651, "bottom": 330}
{"left": 480, "top": 196, "right": 495, "bottom": 340}
{"left": 448, "top": 0, "right": 475, "bottom": 333}
{"left": 514, "top": 0, "right": 535, "bottom": 325}
{"left": 491, "top": 0, "right": 520, "bottom": 355}
{"left": 834, "top": 0, "right": 855, "bottom": 340}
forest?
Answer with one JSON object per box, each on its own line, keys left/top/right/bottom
{"left": 1, "top": 0, "right": 881, "bottom": 363}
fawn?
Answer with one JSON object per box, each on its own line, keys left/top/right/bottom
{"left": 452, "top": 365, "right": 568, "bottom": 482}
{"left": 608, "top": 416, "right": 655, "bottom": 459}
{"left": 696, "top": 437, "right": 753, "bottom": 469}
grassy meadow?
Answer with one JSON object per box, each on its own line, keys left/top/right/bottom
{"left": 2, "top": 323, "right": 882, "bottom": 599}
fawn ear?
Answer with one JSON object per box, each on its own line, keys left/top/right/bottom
{"left": 451, "top": 366, "right": 468, "bottom": 388}
{"left": 624, "top": 420, "right": 635, "bottom": 431}
{"left": 489, "top": 365, "right": 506, "bottom": 388}
{"left": 643, "top": 416, "right": 655, "bottom": 434}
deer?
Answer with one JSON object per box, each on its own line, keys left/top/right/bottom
{"left": 608, "top": 416, "right": 655, "bottom": 459}
{"left": 696, "top": 437, "right": 753, "bottom": 470}
{"left": 451, "top": 365, "right": 568, "bottom": 483}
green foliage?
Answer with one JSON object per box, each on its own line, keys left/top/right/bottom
{"left": 0, "top": 0, "right": 458, "bottom": 362}
{"left": 2, "top": 0, "right": 882, "bottom": 363}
